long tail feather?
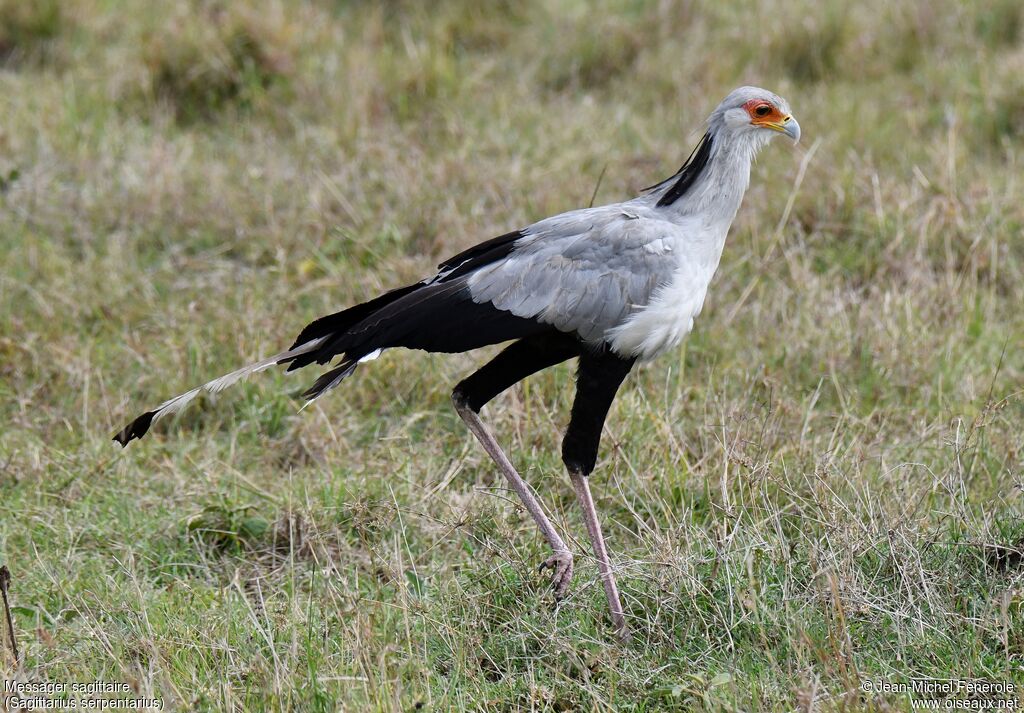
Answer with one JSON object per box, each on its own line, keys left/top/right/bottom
{"left": 298, "top": 347, "right": 385, "bottom": 405}
{"left": 300, "top": 359, "right": 359, "bottom": 403}
{"left": 113, "top": 336, "right": 327, "bottom": 447}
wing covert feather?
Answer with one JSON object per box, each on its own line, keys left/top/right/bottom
{"left": 466, "top": 209, "right": 679, "bottom": 343}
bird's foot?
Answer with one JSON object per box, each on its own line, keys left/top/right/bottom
{"left": 538, "top": 549, "right": 574, "bottom": 600}
{"left": 616, "top": 623, "right": 632, "bottom": 644}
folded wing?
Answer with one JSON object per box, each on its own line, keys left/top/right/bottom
{"left": 467, "top": 207, "right": 679, "bottom": 344}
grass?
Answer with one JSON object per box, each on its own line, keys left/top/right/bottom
{"left": 1, "top": 0, "right": 1023, "bottom": 710}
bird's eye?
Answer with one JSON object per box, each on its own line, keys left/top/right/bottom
{"left": 754, "top": 104, "right": 772, "bottom": 117}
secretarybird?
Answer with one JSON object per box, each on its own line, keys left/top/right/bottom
{"left": 114, "top": 86, "right": 799, "bottom": 639}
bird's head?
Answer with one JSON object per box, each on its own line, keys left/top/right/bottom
{"left": 710, "top": 86, "right": 800, "bottom": 146}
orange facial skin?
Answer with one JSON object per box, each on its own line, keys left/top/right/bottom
{"left": 742, "top": 98, "right": 789, "bottom": 126}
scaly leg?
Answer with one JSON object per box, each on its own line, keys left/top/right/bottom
{"left": 569, "top": 470, "right": 628, "bottom": 638}
{"left": 452, "top": 334, "right": 581, "bottom": 597}
{"left": 561, "top": 348, "right": 635, "bottom": 640}
{"left": 454, "top": 399, "right": 573, "bottom": 596}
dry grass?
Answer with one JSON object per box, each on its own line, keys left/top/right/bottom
{"left": 1, "top": 0, "right": 1023, "bottom": 710}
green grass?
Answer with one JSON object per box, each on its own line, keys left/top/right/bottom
{"left": 1, "top": 0, "right": 1023, "bottom": 710}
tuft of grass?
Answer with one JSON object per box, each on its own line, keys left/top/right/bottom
{"left": 0, "top": 0, "right": 64, "bottom": 66}
{"left": 137, "top": 3, "right": 298, "bottom": 122}
{"left": 975, "top": 0, "right": 1023, "bottom": 47}
{"left": 980, "top": 85, "right": 1024, "bottom": 148}
{"left": 538, "top": 13, "right": 646, "bottom": 92}
{"left": 186, "top": 498, "right": 271, "bottom": 554}
{"left": 772, "top": 9, "right": 849, "bottom": 85}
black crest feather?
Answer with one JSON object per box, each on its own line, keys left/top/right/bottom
{"left": 650, "top": 131, "right": 714, "bottom": 208}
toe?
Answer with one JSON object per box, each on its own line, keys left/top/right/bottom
{"left": 552, "top": 561, "right": 573, "bottom": 600}
{"left": 539, "top": 552, "right": 574, "bottom": 600}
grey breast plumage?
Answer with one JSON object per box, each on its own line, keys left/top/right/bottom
{"left": 466, "top": 205, "right": 680, "bottom": 344}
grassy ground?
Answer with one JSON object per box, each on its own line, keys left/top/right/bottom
{"left": 1, "top": 0, "right": 1023, "bottom": 710}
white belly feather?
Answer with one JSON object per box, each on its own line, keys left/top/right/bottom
{"left": 608, "top": 267, "right": 709, "bottom": 359}
{"left": 607, "top": 222, "right": 729, "bottom": 361}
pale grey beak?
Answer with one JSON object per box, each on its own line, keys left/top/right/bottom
{"left": 781, "top": 115, "right": 801, "bottom": 143}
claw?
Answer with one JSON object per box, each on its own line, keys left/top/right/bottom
{"left": 538, "top": 550, "right": 574, "bottom": 600}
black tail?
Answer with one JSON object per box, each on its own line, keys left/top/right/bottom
{"left": 114, "top": 228, "right": 544, "bottom": 444}
{"left": 287, "top": 283, "right": 423, "bottom": 354}
{"left": 287, "top": 229, "right": 526, "bottom": 357}
{"left": 300, "top": 359, "right": 359, "bottom": 402}
{"left": 286, "top": 276, "right": 551, "bottom": 374}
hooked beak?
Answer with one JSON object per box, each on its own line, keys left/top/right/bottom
{"left": 769, "top": 115, "right": 801, "bottom": 143}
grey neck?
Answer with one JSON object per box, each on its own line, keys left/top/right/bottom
{"left": 649, "top": 128, "right": 765, "bottom": 225}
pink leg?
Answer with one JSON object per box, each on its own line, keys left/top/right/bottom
{"left": 569, "top": 470, "right": 629, "bottom": 640}
{"left": 454, "top": 400, "right": 574, "bottom": 598}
